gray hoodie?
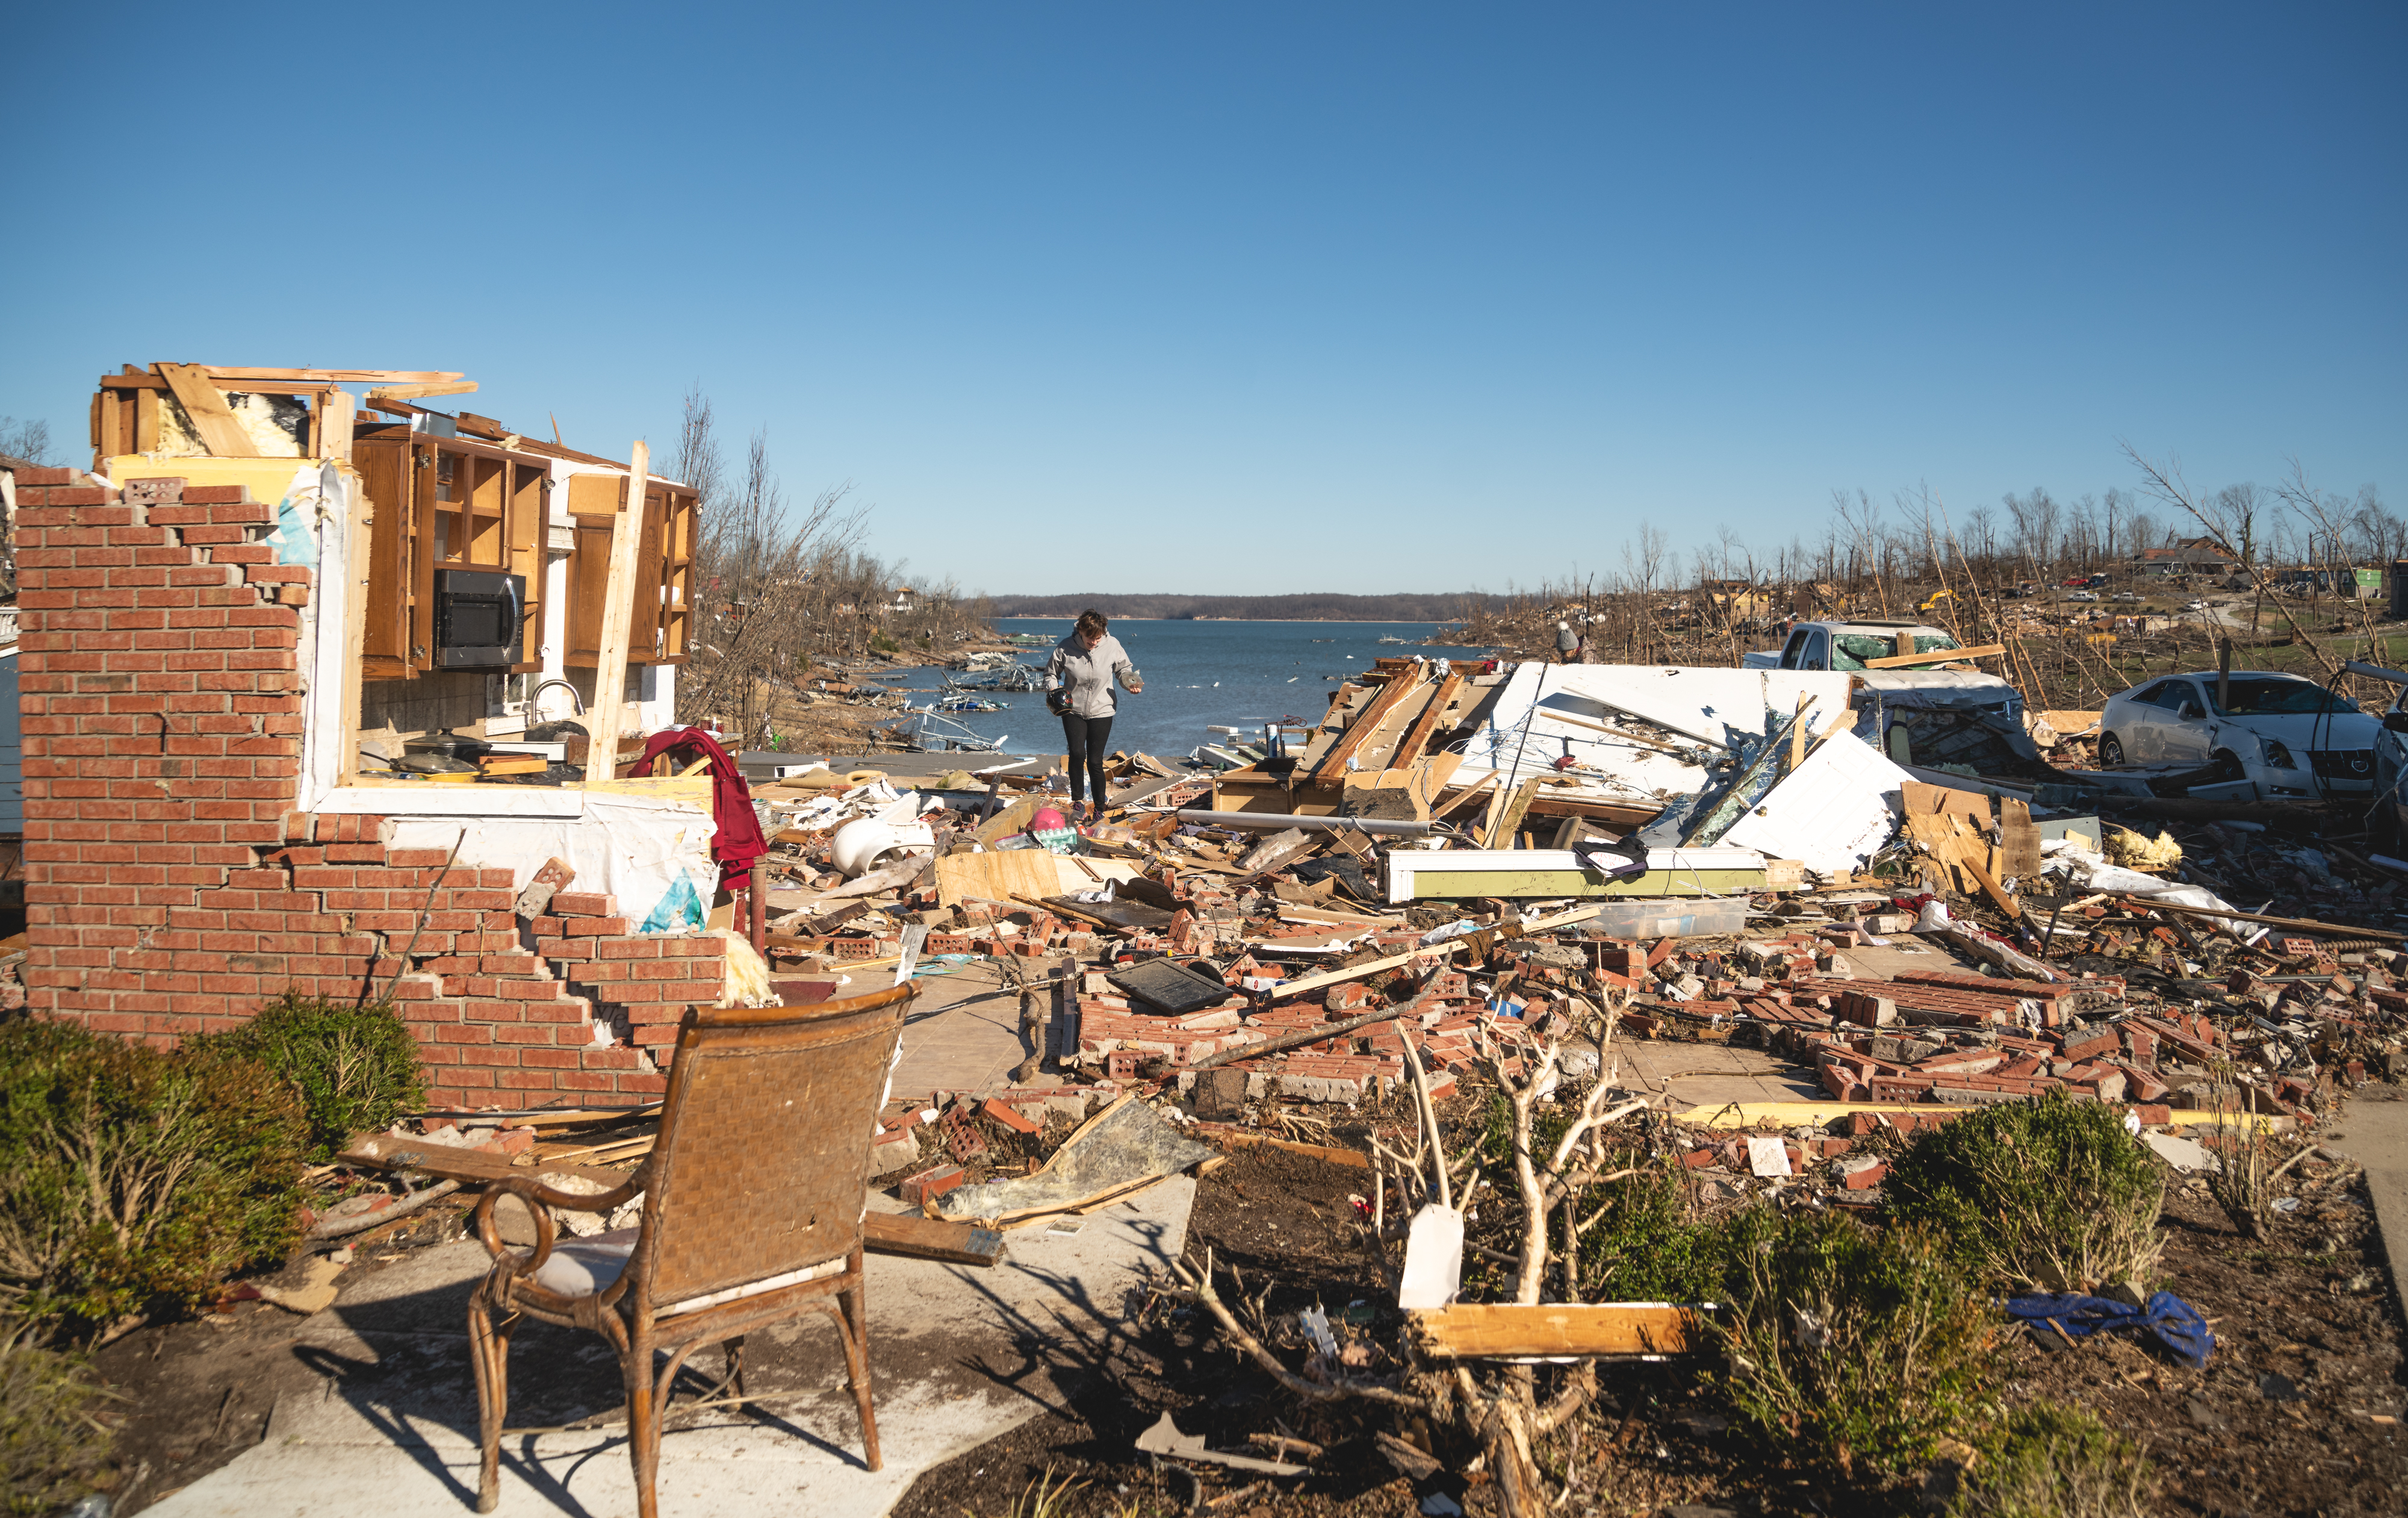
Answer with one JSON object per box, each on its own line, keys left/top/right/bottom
{"left": 1046, "top": 633, "right": 1140, "bottom": 718}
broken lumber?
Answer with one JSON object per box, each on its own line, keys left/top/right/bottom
{"left": 1266, "top": 944, "right": 1462, "bottom": 1001}
{"left": 2112, "top": 897, "right": 2408, "bottom": 944}
{"left": 1191, "top": 971, "right": 1449, "bottom": 1069}
{"left": 1409, "top": 1303, "right": 1706, "bottom": 1359}
{"left": 157, "top": 362, "right": 261, "bottom": 457}
{"left": 1861, "top": 642, "right": 2006, "bottom": 668}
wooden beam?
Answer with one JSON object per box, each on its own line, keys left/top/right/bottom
{"left": 2110, "top": 895, "right": 2408, "bottom": 943}
{"left": 1956, "top": 848, "right": 2021, "bottom": 920}
{"left": 860, "top": 1211, "right": 1007, "bottom": 1266}
{"left": 1485, "top": 775, "right": 1544, "bottom": 847}
{"left": 1861, "top": 642, "right": 2006, "bottom": 669}
{"left": 319, "top": 388, "right": 356, "bottom": 463}
{"left": 1409, "top": 1303, "right": 1706, "bottom": 1359}
{"left": 1310, "top": 668, "right": 1424, "bottom": 780}
{"left": 367, "top": 381, "right": 480, "bottom": 400}
{"left": 338, "top": 458, "right": 371, "bottom": 785}
{"left": 157, "top": 362, "right": 261, "bottom": 456}
{"left": 1265, "top": 942, "right": 1463, "bottom": 1001}
{"left": 1428, "top": 772, "right": 1497, "bottom": 821}
{"left": 206, "top": 367, "right": 466, "bottom": 384}
{"left": 1389, "top": 671, "right": 1465, "bottom": 768}
{"left": 581, "top": 444, "right": 650, "bottom": 782}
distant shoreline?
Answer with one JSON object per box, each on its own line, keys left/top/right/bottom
{"left": 994, "top": 615, "right": 1473, "bottom": 626}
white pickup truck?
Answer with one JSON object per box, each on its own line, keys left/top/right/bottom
{"left": 1742, "top": 618, "right": 1966, "bottom": 673}
{"left": 1742, "top": 618, "right": 2035, "bottom": 771}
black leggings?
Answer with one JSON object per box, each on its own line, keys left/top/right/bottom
{"left": 1061, "top": 712, "right": 1112, "bottom": 805}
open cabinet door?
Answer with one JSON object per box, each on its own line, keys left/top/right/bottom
{"left": 562, "top": 472, "right": 623, "bottom": 668}
{"left": 352, "top": 435, "right": 416, "bottom": 679}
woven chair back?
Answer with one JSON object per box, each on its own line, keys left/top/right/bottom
{"left": 633, "top": 984, "right": 913, "bottom": 1309}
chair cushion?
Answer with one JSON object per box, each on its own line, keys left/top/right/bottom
{"left": 529, "top": 1229, "right": 846, "bottom": 1314}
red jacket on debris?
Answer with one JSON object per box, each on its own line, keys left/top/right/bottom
{"left": 632, "top": 727, "right": 769, "bottom": 884}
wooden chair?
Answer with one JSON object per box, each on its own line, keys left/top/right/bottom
{"left": 465, "top": 983, "right": 915, "bottom": 1516}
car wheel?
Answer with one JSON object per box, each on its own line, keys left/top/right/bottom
{"left": 2099, "top": 732, "right": 2125, "bottom": 766}
{"left": 2211, "top": 750, "right": 2245, "bottom": 783}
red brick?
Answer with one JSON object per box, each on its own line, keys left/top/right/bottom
{"left": 901, "top": 1165, "right": 966, "bottom": 1208}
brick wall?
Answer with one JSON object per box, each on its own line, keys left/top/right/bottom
{"left": 11, "top": 467, "right": 710, "bottom": 1109}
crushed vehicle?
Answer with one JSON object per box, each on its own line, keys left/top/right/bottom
{"left": 1742, "top": 618, "right": 2039, "bottom": 777}
{"left": 2098, "top": 670, "right": 2378, "bottom": 800}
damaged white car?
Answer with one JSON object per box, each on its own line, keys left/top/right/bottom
{"left": 2098, "top": 671, "right": 2377, "bottom": 798}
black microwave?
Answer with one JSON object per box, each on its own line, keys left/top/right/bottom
{"left": 433, "top": 570, "right": 526, "bottom": 668}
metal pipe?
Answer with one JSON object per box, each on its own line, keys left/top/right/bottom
{"left": 1170, "top": 808, "right": 1435, "bottom": 836}
{"left": 748, "top": 861, "right": 768, "bottom": 956}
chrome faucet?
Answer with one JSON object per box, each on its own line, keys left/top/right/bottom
{"left": 531, "top": 678, "right": 586, "bottom": 718}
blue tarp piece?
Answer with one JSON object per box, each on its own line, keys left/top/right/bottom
{"left": 639, "top": 874, "right": 707, "bottom": 933}
{"left": 2005, "top": 1291, "right": 2214, "bottom": 1369}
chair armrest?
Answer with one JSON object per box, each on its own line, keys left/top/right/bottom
{"left": 470, "top": 1166, "right": 650, "bottom": 1275}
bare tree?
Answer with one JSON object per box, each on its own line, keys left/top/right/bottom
{"left": 2125, "top": 444, "right": 2336, "bottom": 677}
{"left": 2100, "top": 487, "right": 2130, "bottom": 565}
{"left": 2003, "top": 488, "right": 2064, "bottom": 579}
{"left": 0, "top": 417, "right": 54, "bottom": 465}
{"left": 666, "top": 385, "right": 726, "bottom": 512}
{"left": 2200, "top": 483, "right": 2267, "bottom": 567}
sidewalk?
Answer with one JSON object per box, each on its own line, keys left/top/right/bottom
{"left": 2323, "top": 1092, "right": 2408, "bottom": 1318}
{"left": 145, "top": 1181, "right": 1194, "bottom": 1518}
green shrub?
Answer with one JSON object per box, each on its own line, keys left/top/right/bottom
{"left": 0, "top": 1337, "right": 116, "bottom": 1516}
{"left": 1711, "top": 1208, "right": 1997, "bottom": 1482}
{"left": 188, "top": 994, "right": 426, "bottom": 1160}
{"left": 0, "top": 1021, "right": 306, "bottom": 1333}
{"left": 1944, "top": 1402, "right": 2152, "bottom": 1518}
{"left": 1571, "top": 1160, "right": 1728, "bottom": 1304}
{"left": 1884, "top": 1091, "right": 2164, "bottom": 1291}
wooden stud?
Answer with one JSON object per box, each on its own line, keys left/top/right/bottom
{"left": 157, "top": 362, "right": 261, "bottom": 456}
{"left": 1861, "top": 642, "right": 2006, "bottom": 669}
{"left": 319, "top": 388, "right": 356, "bottom": 463}
{"left": 581, "top": 443, "right": 650, "bottom": 783}
{"left": 339, "top": 462, "right": 373, "bottom": 784}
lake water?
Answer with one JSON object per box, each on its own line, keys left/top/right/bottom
{"left": 881, "top": 619, "right": 1501, "bottom": 760}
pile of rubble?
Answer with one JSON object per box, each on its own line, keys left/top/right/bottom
{"left": 675, "top": 653, "right": 2408, "bottom": 1219}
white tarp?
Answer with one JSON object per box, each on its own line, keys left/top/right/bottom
{"left": 383, "top": 792, "right": 719, "bottom": 932}
{"left": 1721, "top": 729, "right": 1913, "bottom": 876}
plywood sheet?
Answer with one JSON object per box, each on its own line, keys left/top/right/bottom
{"left": 1054, "top": 855, "right": 1143, "bottom": 893}
{"left": 934, "top": 849, "right": 1065, "bottom": 907}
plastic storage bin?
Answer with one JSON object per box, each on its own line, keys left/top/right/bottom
{"left": 1581, "top": 896, "right": 1749, "bottom": 942}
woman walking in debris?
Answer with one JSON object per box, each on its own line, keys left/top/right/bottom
{"left": 1046, "top": 609, "right": 1142, "bottom": 823}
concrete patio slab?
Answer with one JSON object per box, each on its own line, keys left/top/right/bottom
{"left": 146, "top": 1178, "right": 1194, "bottom": 1518}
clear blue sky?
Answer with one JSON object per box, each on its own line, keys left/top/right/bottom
{"left": 7, "top": 4, "right": 2401, "bottom": 596}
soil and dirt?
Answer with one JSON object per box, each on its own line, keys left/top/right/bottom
{"left": 65, "top": 1075, "right": 2408, "bottom": 1518}
{"left": 890, "top": 1097, "right": 2408, "bottom": 1518}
